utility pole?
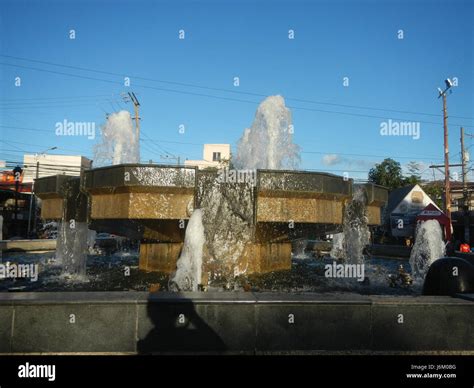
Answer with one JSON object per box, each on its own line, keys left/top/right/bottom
{"left": 438, "top": 79, "right": 454, "bottom": 222}
{"left": 442, "top": 91, "right": 451, "bottom": 220}
{"left": 461, "top": 127, "right": 470, "bottom": 243}
{"left": 127, "top": 92, "right": 141, "bottom": 162}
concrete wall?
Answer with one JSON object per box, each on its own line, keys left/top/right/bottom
{"left": 0, "top": 292, "right": 472, "bottom": 354}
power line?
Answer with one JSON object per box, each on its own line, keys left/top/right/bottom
{"left": 301, "top": 150, "right": 442, "bottom": 161}
{"left": 0, "top": 94, "right": 117, "bottom": 103}
{"left": 0, "top": 140, "right": 91, "bottom": 155}
{"left": 0, "top": 124, "right": 53, "bottom": 133}
{"left": 2, "top": 158, "right": 90, "bottom": 169}
{"left": 0, "top": 124, "right": 449, "bottom": 162}
{"left": 1, "top": 54, "right": 472, "bottom": 121}
{"left": 1, "top": 61, "right": 473, "bottom": 128}
{"left": 141, "top": 131, "right": 178, "bottom": 157}
{"left": 0, "top": 102, "right": 100, "bottom": 110}
{"left": 141, "top": 138, "right": 202, "bottom": 146}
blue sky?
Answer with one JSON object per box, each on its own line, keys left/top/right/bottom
{"left": 0, "top": 0, "right": 473, "bottom": 180}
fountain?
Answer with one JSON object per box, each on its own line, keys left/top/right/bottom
{"left": 409, "top": 219, "right": 445, "bottom": 279}
{"left": 329, "top": 233, "right": 345, "bottom": 260}
{"left": 33, "top": 96, "right": 388, "bottom": 287}
{"left": 329, "top": 185, "right": 381, "bottom": 264}
{"left": 342, "top": 187, "right": 370, "bottom": 264}
{"left": 93, "top": 110, "right": 139, "bottom": 166}
{"left": 196, "top": 171, "right": 254, "bottom": 284}
{"left": 234, "top": 95, "right": 300, "bottom": 170}
{"left": 169, "top": 209, "right": 204, "bottom": 291}
{"left": 42, "top": 110, "right": 142, "bottom": 278}
{"left": 33, "top": 174, "right": 90, "bottom": 279}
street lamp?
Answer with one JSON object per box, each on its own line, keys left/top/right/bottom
{"left": 35, "top": 146, "right": 58, "bottom": 179}
{"left": 13, "top": 165, "right": 23, "bottom": 237}
{"left": 437, "top": 79, "right": 453, "bottom": 221}
{"left": 27, "top": 146, "right": 58, "bottom": 237}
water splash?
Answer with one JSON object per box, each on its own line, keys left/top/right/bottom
{"left": 409, "top": 220, "right": 445, "bottom": 279}
{"left": 197, "top": 173, "right": 254, "bottom": 283}
{"left": 93, "top": 110, "right": 139, "bottom": 166}
{"left": 343, "top": 187, "right": 370, "bottom": 264}
{"left": 330, "top": 233, "right": 345, "bottom": 260}
{"left": 169, "top": 209, "right": 205, "bottom": 291}
{"left": 234, "top": 95, "right": 300, "bottom": 170}
{"left": 55, "top": 221, "right": 89, "bottom": 279}
{"left": 330, "top": 188, "right": 369, "bottom": 263}
{"left": 155, "top": 96, "right": 301, "bottom": 289}
{"left": 292, "top": 239, "right": 308, "bottom": 259}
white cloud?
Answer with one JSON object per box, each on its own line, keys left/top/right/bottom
{"left": 322, "top": 154, "right": 342, "bottom": 166}
{"left": 322, "top": 154, "right": 374, "bottom": 170}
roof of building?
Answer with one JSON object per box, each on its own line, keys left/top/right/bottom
{"left": 423, "top": 180, "right": 474, "bottom": 190}
{"left": 385, "top": 184, "right": 417, "bottom": 216}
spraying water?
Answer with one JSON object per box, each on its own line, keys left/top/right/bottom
{"left": 330, "top": 233, "right": 345, "bottom": 260}
{"left": 343, "top": 187, "right": 370, "bottom": 264}
{"left": 53, "top": 177, "right": 95, "bottom": 279}
{"left": 93, "top": 110, "right": 139, "bottom": 166}
{"left": 409, "top": 220, "right": 445, "bottom": 279}
{"left": 167, "top": 96, "right": 300, "bottom": 289}
{"left": 234, "top": 95, "right": 300, "bottom": 170}
{"left": 169, "top": 209, "right": 205, "bottom": 291}
{"left": 330, "top": 188, "right": 369, "bottom": 263}
{"left": 197, "top": 172, "right": 254, "bottom": 283}
{"left": 55, "top": 221, "right": 89, "bottom": 279}
{"left": 55, "top": 109, "right": 139, "bottom": 278}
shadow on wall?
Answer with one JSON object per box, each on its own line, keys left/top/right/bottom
{"left": 137, "top": 294, "right": 227, "bottom": 354}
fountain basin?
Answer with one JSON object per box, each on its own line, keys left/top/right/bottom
{"left": 0, "top": 292, "right": 472, "bottom": 354}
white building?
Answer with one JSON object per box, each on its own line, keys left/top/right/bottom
{"left": 22, "top": 154, "right": 92, "bottom": 183}
{"left": 185, "top": 144, "right": 231, "bottom": 170}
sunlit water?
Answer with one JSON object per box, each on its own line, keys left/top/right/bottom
{"left": 0, "top": 249, "right": 419, "bottom": 295}
{"left": 234, "top": 95, "right": 300, "bottom": 170}
{"left": 409, "top": 219, "right": 445, "bottom": 280}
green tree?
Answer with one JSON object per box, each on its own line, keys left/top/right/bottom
{"left": 422, "top": 183, "right": 444, "bottom": 209}
{"left": 403, "top": 161, "right": 422, "bottom": 185}
{"left": 368, "top": 158, "right": 405, "bottom": 190}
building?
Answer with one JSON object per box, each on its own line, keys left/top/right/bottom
{"left": 0, "top": 154, "right": 92, "bottom": 238}
{"left": 384, "top": 184, "right": 441, "bottom": 238}
{"left": 444, "top": 181, "right": 474, "bottom": 212}
{"left": 22, "top": 154, "right": 92, "bottom": 184}
{"left": 0, "top": 167, "right": 31, "bottom": 238}
{"left": 422, "top": 180, "right": 474, "bottom": 212}
{"left": 184, "top": 144, "right": 231, "bottom": 170}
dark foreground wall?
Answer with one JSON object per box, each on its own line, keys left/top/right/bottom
{"left": 0, "top": 292, "right": 473, "bottom": 354}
